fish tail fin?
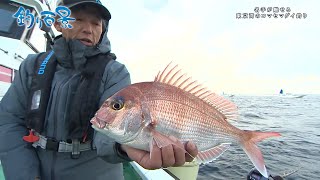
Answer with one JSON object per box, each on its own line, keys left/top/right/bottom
{"left": 240, "top": 131, "right": 281, "bottom": 178}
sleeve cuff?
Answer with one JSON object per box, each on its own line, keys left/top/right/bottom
{"left": 114, "top": 142, "right": 131, "bottom": 162}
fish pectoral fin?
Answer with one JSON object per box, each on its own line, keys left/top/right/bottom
{"left": 150, "top": 129, "right": 185, "bottom": 150}
{"left": 196, "top": 143, "right": 231, "bottom": 164}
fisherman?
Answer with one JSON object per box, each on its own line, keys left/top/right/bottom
{"left": 0, "top": 0, "right": 198, "bottom": 179}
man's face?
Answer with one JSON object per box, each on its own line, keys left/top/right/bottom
{"left": 54, "top": 6, "right": 103, "bottom": 46}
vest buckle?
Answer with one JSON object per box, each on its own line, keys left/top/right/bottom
{"left": 71, "top": 139, "right": 81, "bottom": 159}
{"left": 46, "top": 138, "right": 59, "bottom": 151}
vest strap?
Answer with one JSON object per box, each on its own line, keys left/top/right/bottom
{"left": 26, "top": 51, "right": 57, "bottom": 133}
{"left": 32, "top": 134, "right": 96, "bottom": 153}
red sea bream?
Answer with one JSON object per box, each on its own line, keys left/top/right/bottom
{"left": 91, "top": 63, "right": 281, "bottom": 178}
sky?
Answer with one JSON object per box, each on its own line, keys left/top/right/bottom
{"left": 51, "top": 0, "right": 319, "bottom": 95}
{"left": 97, "top": 0, "right": 320, "bottom": 95}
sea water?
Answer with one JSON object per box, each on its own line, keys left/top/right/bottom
{"left": 198, "top": 94, "right": 320, "bottom": 180}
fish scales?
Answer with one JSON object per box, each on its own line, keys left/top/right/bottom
{"left": 141, "top": 83, "right": 239, "bottom": 147}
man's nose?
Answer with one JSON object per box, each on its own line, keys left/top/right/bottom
{"left": 82, "top": 22, "right": 93, "bottom": 34}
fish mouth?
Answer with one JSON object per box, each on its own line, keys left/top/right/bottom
{"left": 90, "top": 117, "right": 106, "bottom": 129}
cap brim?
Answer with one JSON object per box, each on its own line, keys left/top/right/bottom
{"left": 64, "top": 1, "right": 111, "bottom": 20}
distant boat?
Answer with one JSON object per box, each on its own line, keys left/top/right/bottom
{"left": 222, "top": 92, "right": 235, "bottom": 98}
{"left": 287, "top": 94, "right": 306, "bottom": 98}
{"left": 279, "top": 89, "right": 284, "bottom": 95}
{"left": 278, "top": 89, "right": 306, "bottom": 98}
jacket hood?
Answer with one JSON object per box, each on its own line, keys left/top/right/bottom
{"left": 52, "top": 26, "right": 111, "bottom": 70}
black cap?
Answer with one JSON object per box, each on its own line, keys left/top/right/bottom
{"left": 58, "top": 0, "right": 111, "bottom": 20}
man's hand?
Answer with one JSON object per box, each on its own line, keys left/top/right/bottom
{"left": 121, "top": 138, "right": 198, "bottom": 170}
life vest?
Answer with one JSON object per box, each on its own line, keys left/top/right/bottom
{"left": 25, "top": 50, "right": 115, "bottom": 141}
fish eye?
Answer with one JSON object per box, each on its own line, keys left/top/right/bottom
{"left": 110, "top": 99, "right": 124, "bottom": 110}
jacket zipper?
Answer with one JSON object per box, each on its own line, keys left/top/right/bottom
{"left": 51, "top": 48, "right": 74, "bottom": 180}
{"left": 50, "top": 76, "right": 71, "bottom": 180}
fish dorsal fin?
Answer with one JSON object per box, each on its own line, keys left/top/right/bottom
{"left": 204, "top": 93, "right": 238, "bottom": 121}
{"left": 196, "top": 143, "right": 231, "bottom": 164}
{"left": 154, "top": 63, "right": 238, "bottom": 121}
